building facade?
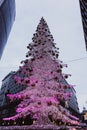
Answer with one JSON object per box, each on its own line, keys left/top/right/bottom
{"left": 79, "top": 0, "right": 87, "bottom": 50}
{"left": 0, "top": 0, "right": 15, "bottom": 59}
{"left": 0, "top": 71, "right": 26, "bottom": 119}
{"left": 61, "top": 78, "right": 79, "bottom": 117}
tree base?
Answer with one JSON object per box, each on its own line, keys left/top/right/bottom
{"left": 0, "top": 125, "right": 84, "bottom": 130}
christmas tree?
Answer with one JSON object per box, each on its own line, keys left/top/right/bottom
{"left": 3, "top": 18, "right": 80, "bottom": 125}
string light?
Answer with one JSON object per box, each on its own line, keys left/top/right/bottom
{"left": 2, "top": 122, "right": 4, "bottom": 125}
{"left": 33, "top": 120, "right": 36, "bottom": 124}
{"left": 22, "top": 120, "right": 25, "bottom": 125}
{"left": 13, "top": 121, "right": 16, "bottom": 125}
{"left": 59, "top": 121, "right": 61, "bottom": 125}
{"left": 65, "top": 56, "right": 87, "bottom": 63}
{"left": 53, "top": 121, "right": 55, "bottom": 124}
{"left": 7, "top": 122, "right": 10, "bottom": 125}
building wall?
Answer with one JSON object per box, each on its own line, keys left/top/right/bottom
{"left": 0, "top": 71, "right": 27, "bottom": 118}
{"left": 61, "top": 79, "right": 79, "bottom": 116}
{"left": 0, "top": 0, "right": 15, "bottom": 59}
{"left": 79, "top": 0, "right": 87, "bottom": 50}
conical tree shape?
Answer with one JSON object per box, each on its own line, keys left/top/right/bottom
{"left": 3, "top": 18, "right": 79, "bottom": 125}
{"left": 26, "top": 17, "right": 59, "bottom": 59}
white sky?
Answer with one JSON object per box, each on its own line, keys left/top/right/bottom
{"left": 0, "top": 0, "right": 87, "bottom": 112}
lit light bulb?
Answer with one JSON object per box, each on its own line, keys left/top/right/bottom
{"left": 14, "top": 121, "right": 16, "bottom": 125}
{"left": 22, "top": 121, "right": 25, "bottom": 124}
{"left": 33, "top": 120, "right": 36, "bottom": 124}
{"left": 68, "top": 123, "right": 70, "bottom": 126}
{"left": 2, "top": 122, "right": 4, "bottom": 125}
{"left": 59, "top": 122, "right": 61, "bottom": 125}
{"left": 7, "top": 122, "right": 10, "bottom": 125}
{"left": 64, "top": 122, "right": 66, "bottom": 125}
{"left": 53, "top": 121, "right": 55, "bottom": 124}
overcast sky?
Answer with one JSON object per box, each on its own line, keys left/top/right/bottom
{"left": 0, "top": 0, "right": 87, "bottom": 112}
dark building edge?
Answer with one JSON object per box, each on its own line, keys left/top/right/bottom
{"left": 79, "top": 0, "right": 87, "bottom": 50}
{"left": 0, "top": 0, "right": 15, "bottom": 59}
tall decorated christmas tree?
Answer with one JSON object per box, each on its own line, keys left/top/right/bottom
{"left": 3, "top": 18, "right": 79, "bottom": 126}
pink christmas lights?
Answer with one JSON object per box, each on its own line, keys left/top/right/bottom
{"left": 3, "top": 18, "right": 80, "bottom": 126}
